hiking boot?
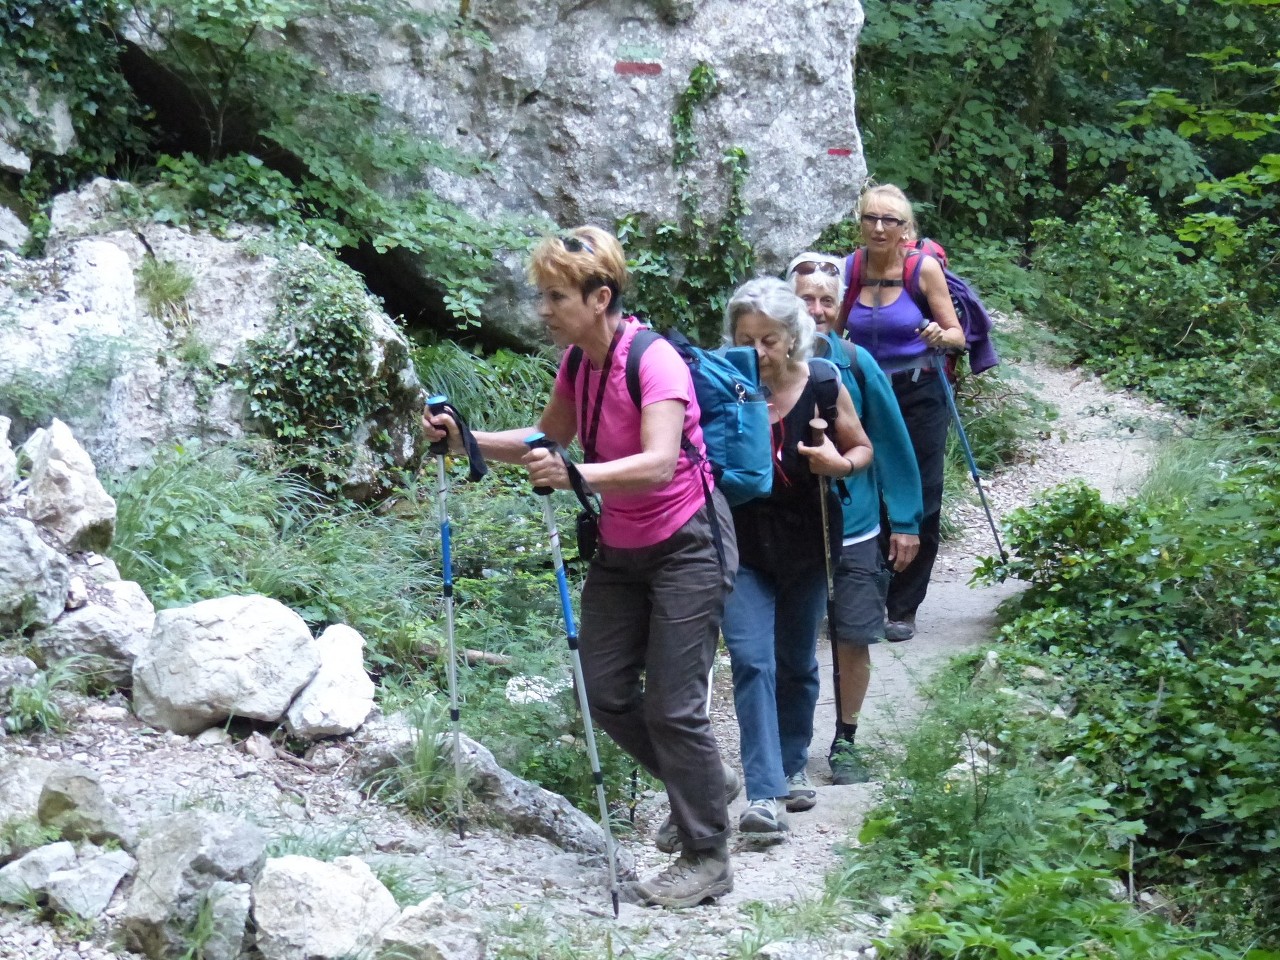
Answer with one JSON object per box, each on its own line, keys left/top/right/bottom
{"left": 738, "top": 797, "right": 790, "bottom": 837}
{"left": 830, "top": 738, "right": 870, "bottom": 785}
{"left": 785, "top": 769, "right": 817, "bottom": 812}
{"left": 655, "top": 762, "right": 743, "bottom": 854}
{"left": 885, "top": 616, "right": 916, "bottom": 642}
{"left": 634, "top": 846, "right": 733, "bottom": 909}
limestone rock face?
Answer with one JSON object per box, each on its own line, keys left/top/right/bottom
{"left": 296, "top": 0, "right": 867, "bottom": 337}
{"left": 252, "top": 855, "right": 400, "bottom": 960}
{"left": 0, "top": 184, "right": 426, "bottom": 496}
{"left": 132, "top": 595, "right": 320, "bottom": 735}
{"left": 0, "top": 517, "right": 71, "bottom": 633}
{"left": 32, "top": 579, "right": 155, "bottom": 688}
{"left": 22, "top": 419, "right": 117, "bottom": 553}
{"left": 285, "top": 624, "right": 376, "bottom": 740}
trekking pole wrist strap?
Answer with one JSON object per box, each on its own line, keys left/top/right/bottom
{"left": 433, "top": 400, "right": 489, "bottom": 482}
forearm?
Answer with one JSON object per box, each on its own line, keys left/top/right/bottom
{"left": 578, "top": 450, "right": 678, "bottom": 493}
{"left": 471, "top": 427, "right": 545, "bottom": 464}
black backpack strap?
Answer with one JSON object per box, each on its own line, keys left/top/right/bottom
{"left": 808, "top": 357, "right": 840, "bottom": 426}
{"left": 623, "top": 328, "right": 662, "bottom": 408}
{"left": 566, "top": 345, "right": 584, "bottom": 386}
{"left": 808, "top": 357, "right": 850, "bottom": 503}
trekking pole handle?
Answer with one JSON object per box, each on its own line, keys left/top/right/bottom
{"left": 427, "top": 394, "right": 450, "bottom": 456}
{"left": 524, "top": 432, "right": 556, "bottom": 496}
{"left": 810, "top": 417, "right": 828, "bottom": 447}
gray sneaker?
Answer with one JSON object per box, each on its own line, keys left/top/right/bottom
{"left": 633, "top": 846, "right": 733, "bottom": 908}
{"left": 655, "top": 762, "right": 743, "bottom": 854}
{"left": 885, "top": 617, "right": 916, "bottom": 642}
{"left": 830, "top": 739, "right": 870, "bottom": 785}
{"left": 738, "top": 797, "right": 790, "bottom": 836}
{"left": 785, "top": 769, "right": 817, "bottom": 812}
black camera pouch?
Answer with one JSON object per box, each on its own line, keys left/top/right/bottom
{"left": 576, "top": 508, "right": 599, "bottom": 563}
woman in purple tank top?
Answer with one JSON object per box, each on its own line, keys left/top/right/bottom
{"left": 843, "top": 185, "right": 964, "bottom": 642}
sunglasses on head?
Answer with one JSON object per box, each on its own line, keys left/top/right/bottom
{"left": 861, "top": 214, "right": 907, "bottom": 228}
{"left": 790, "top": 260, "right": 840, "bottom": 277}
{"left": 560, "top": 235, "right": 595, "bottom": 255}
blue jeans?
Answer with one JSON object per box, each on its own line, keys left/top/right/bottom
{"left": 722, "top": 562, "right": 828, "bottom": 801}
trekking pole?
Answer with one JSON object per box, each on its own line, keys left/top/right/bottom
{"left": 524, "top": 432, "right": 621, "bottom": 918}
{"left": 427, "top": 395, "right": 467, "bottom": 841}
{"left": 811, "top": 418, "right": 845, "bottom": 727}
{"left": 926, "top": 353, "right": 1009, "bottom": 563}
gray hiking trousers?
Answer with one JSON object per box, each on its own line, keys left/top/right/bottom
{"left": 578, "top": 490, "right": 738, "bottom": 852}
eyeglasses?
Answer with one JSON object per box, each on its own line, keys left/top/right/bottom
{"left": 560, "top": 235, "right": 595, "bottom": 255}
{"left": 861, "top": 214, "right": 907, "bottom": 229}
{"left": 790, "top": 260, "right": 840, "bottom": 278}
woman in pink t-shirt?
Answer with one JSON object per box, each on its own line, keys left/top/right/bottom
{"left": 425, "top": 226, "right": 739, "bottom": 909}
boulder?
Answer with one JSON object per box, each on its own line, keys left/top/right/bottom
{"left": 0, "top": 758, "right": 61, "bottom": 855}
{"left": 0, "top": 415, "right": 15, "bottom": 499}
{"left": 1, "top": 192, "right": 427, "bottom": 496}
{"left": 348, "top": 711, "right": 622, "bottom": 861}
{"left": 36, "top": 766, "right": 131, "bottom": 848}
{"left": 131, "top": 594, "right": 320, "bottom": 735}
{"left": 455, "top": 733, "right": 622, "bottom": 861}
{"left": 22, "top": 418, "right": 117, "bottom": 553}
{"left": 348, "top": 710, "right": 417, "bottom": 788}
{"left": 0, "top": 841, "right": 77, "bottom": 906}
{"left": 295, "top": 0, "right": 866, "bottom": 337}
{"left": 0, "top": 516, "right": 71, "bottom": 633}
{"left": 0, "top": 206, "right": 29, "bottom": 253}
{"left": 45, "top": 847, "right": 135, "bottom": 918}
{"left": 0, "top": 655, "right": 38, "bottom": 695}
{"left": 285, "top": 624, "right": 376, "bottom": 740}
{"left": 198, "top": 881, "right": 252, "bottom": 960}
{"left": 33, "top": 579, "right": 155, "bottom": 688}
{"left": 252, "top": 855, "right": 400, "bottom": 960}
{"left": 120, "top": 810, "right": 267, "bottom": 959}
{"left": 380, "top": 894, "right": 484, "bottom": 960}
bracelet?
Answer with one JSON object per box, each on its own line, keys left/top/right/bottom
{"left": 844, "top": 456, "right": 857, "bottom": 477}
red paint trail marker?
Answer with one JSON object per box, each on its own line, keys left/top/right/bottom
{"left": 615, "top": 62, "right": 662, "bottom": 76}
{"left": 827, "top": 148, "right": 854, "bottom": 156}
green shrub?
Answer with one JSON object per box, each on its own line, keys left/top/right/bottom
{"left": 976, "top": 467, "right": 1280, "bottom": 947}
{"left": 875, "top": 861, "right": 1234, "bottom": 960}
{"left": 1030, "top": 186, "right": 1280, "bottom": 431}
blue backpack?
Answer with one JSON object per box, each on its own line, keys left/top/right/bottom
{"left": 568, "top": 328, "right": 840, "bottom": 507}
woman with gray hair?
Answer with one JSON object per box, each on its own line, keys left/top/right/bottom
{"left": 720, "top": 276, "right": 872, "bottom": 840}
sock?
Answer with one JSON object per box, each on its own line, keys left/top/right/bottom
{"left": 834, "top": 721, "right": 857, "bottom": 743}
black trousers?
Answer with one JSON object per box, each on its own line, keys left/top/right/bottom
{"left": 880, "top": 369, "right": 949, "bottom": 622}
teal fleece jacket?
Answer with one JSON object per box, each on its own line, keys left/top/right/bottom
{"left": 815, "top": 331, "right": 923, "bottom": 539}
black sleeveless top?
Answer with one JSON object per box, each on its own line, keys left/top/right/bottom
{"left": 731, "top": 377, "right": 842, "bottom": 577}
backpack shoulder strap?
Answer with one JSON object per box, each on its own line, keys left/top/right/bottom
{"left": 836, "top": 248, "right": 865, "bottom": 329}
{"left": 566, "top": 345, "right": 585, "bottom": 390}
{"left": 622, "top": 328, "right": 662, "bottom": 409}
{"left": 902, "top": 250, "right": 931, "bottom": 317}
{"left": 807, "top": 357, "right": 841, "bottom": 426}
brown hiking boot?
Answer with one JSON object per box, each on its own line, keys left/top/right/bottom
{"left": 633, "top": 846, "right": 733, "bottom": 908}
